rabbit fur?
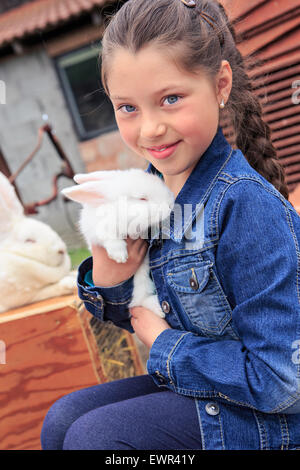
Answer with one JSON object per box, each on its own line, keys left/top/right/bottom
{"left": 61, "top": 169, "right": 175, "bottom": 318}
{"left": 0, "top": 172, "right": 77, "bottom": 313}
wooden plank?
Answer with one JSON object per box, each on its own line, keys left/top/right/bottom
{"left": 0, "top": 297, "right": 99, "bottom": 450}
{"left": 285, "top": 173, "right": 300, "bottom": 184}
{"left": 274, "top": 134, "right": 300, "bottom": 149}
{"left": 268, "top": 115, "right": 299, "bottom": 130}
{"left": 263, "top": 105, "right": 299, "bottom": 122}
{"left": 278, "top": 146, "right": 300, "bottom": 159}
{"left": 255, "top": 76, "right": 300, "bottom": 97}
{"left": 252, "top": 64, "right": 300, "bottom": 89}
{"left": 284, "top": 162, "right": 300, "bottom": 175}
{"left": 235, "top": 0, "right": 300, "bottom": 35}
{"left": 257, "top": 27, "right": 300, "bottom": 62}
{"left": 248, "top": 49, "right": 300, "bottom": 78}
{"left": 271, "top": 124, "right": 300, "bottom": 141}
{"left": 238, "top": 16, "right": 300, "bottom": 57}
{"left": 0, "top": 295, "right": 78, "bottom": 324}
{"left": 220, "top": 0, "right": 268, "bottom": 22}
{"left": 0, "top": 296, "right": 146, "bottom": 450}
{"left": 262, "top": 96, "right": 296, "bottom": 114}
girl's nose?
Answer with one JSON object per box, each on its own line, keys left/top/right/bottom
{"left": 140, "top": 118, "right": 167, "bottom": 140}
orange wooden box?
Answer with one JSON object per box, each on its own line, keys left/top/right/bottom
{"left": 0, "top": 295, "right": 145, "bottom": 450}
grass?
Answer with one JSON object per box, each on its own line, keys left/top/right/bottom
{"left": 68, "top": 247, "right": 91, "bottom": 269}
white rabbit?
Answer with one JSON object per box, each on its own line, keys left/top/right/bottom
{"left": 61, "top": 169, "right": 175, "bottom": 318}
{"left": 0, "top": 172, "right": 77, "bottom": 313}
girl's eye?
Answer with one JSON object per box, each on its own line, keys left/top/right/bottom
{"left": 118, "top": 104, "right": 136, "bottom": 114}
{"left": 164, "top": 95, "right": 180, "bottom": 105}
{"left": 117, "top": 95, "right": 181, "bottom": 113}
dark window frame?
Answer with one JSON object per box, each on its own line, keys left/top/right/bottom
{"left": 54, "top": 43, "right": 117, "bottom": 141}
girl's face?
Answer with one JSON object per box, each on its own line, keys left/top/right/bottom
{"left": 107, "top": 43, "right": 225, "bottom": 195}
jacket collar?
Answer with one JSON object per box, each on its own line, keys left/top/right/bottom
{"left": 146, "top": 126, "right": 233, "bottom": 243}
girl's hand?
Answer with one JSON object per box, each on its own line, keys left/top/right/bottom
{"left": 91, "top": 237, "right": 148, "bottom": 287}
{"left": 129, "top": 306, "right": 171, "bottom": 349}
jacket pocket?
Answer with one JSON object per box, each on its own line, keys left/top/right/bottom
{"left": 166, "top": 261, "right": 236, "bottom": 338}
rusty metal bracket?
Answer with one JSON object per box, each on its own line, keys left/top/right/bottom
{"left": 8, "top": 118, "right": 76, "bottom": 215}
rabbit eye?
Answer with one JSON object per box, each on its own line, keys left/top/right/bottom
{"left": 132, "top": 196, "right": 148, "bottom": 201}
{"left": 25, "top": 238, "right": 36, "bottom": 243}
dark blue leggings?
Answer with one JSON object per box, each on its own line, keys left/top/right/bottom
{"left": 40, "top": 374, "right": 202, "bottom": 450}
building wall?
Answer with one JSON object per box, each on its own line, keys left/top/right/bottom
{"left": 0, "top": 47, "right": 85, "bottom": 248}
{"left": 0, "top": 44, "right": 144, "bottom": 250}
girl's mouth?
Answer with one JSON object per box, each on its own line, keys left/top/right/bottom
{"left": 147, "top": 141, "right": 181, "bottom": 160}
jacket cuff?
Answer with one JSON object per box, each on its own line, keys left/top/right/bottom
{"left": 77, "top": 256, "right": 134, "bottom": 327}
{"left": 147, "top": 328, "right": 191, "bottom": 389}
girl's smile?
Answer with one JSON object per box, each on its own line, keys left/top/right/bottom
{"left": 107, "top": 43, "right": 231, "bottom": 196}
{"left": 146, "top": 140, "right": 182, "bottom": 160}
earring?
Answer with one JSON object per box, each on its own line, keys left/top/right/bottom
{"left": 220, "top": 98, "right": 225, "bottom": 109}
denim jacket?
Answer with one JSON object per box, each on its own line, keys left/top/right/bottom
{"left": 77, "top": 126, "right": 300, "bottom": 450}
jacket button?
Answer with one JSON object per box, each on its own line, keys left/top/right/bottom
{"left": 189, "top": 277, "right": 199, "bottom": 290}
{"left": 205, "top": 402, "right": 220, "bottom": 416}
{"left": 155, "top": 370, "right": 167, "bottom": 385}
{"left": 161, "top": 301, "right": 170, "bottom": 314}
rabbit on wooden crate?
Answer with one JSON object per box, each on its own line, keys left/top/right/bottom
{"left": 0, "top": 172, "right": 77, "bottom": 313}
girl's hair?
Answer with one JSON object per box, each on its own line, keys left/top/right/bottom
{"left": 100, "top": 0, "right": 289, "bottom": 200}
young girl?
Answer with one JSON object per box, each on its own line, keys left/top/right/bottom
{"left": 41, "top": 0, "right": 300, "bottom": 450}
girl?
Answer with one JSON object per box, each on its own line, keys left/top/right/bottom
{"left": 41, "top": 0, "right": 300, "bottom": 450}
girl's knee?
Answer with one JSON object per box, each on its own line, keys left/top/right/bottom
{"left": 62, "top": 406, "right": 133, "bottom": 450}
{"left": 40, "top": 393, "right": 81, "bottom": 450}
{"left": 62, "top": 412, "right": 112, "bottom": 450}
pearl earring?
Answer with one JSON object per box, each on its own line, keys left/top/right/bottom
{"left": 220, "top": 98, "right": 225, "bottom": 109}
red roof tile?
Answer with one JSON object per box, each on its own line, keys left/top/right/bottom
{"left": 0, "top": 0, "right": 106, "bottom": 47}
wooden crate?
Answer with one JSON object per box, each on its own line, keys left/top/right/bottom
{"left": 0, "top": 295, "right": 145, "bottom": 450}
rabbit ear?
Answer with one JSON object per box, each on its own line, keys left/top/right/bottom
{"left": 74, "top": 170, "right": 120, "bottom": 184}
{"left": 61, "top": 182, "right": 106, "bottom": 206}
{"left": 0, "top": 172, "right": 24, "bottom": 242}
{"left": 0, "top": 172, "right": 24, "bottom": 222}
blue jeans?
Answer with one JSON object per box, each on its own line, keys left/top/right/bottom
{"left": 40, "top": 375, "right": 201, "bottom": 450}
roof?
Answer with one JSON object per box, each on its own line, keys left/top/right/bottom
{"left": 220, "top": 0, "right": 300, "bottom": 196}
{"left": 0, "top": 0, "right": 107, "bottom": 47}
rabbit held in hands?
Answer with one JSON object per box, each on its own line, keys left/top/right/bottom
{"left": 0, "top": 172, "right": 77, "bottom": 313}
{"left": 62, "top": 169, "right": 175, "bottom": 318}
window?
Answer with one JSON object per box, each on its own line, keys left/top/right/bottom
{"left": 55, "top": 44, "right": 117, "bottom": 141}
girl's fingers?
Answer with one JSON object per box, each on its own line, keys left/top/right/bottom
{"left": 134, "top": 238, "right": 148, "bottom": 252}
{"left": 128, "top": 236, "right": 145, "bottom": 242}
{"left": 139, "top": 240, "right": 149, "bottom": 252}
{"left": 128, "top": 236, "right": 148, "bottom": 247}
